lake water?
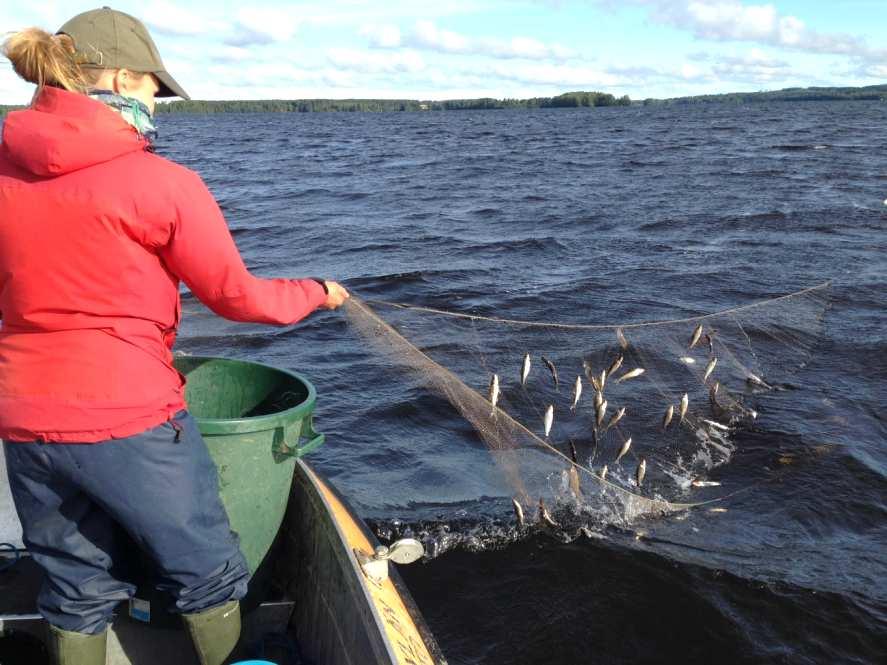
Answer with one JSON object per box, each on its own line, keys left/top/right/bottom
{"left": 3, "top": 101, "right": 886, "bottom": 663}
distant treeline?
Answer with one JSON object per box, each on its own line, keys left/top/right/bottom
{"left": 152, "top": 91, "right": 631, "bottom": 113}
{"left": 642, "top": 84, "right": 887, "bottom": 106}
{"left": 3, "top": 85, "right": 885, "bottom": 117}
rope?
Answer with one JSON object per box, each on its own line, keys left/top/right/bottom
{"left": 365, "top": 281, "right": 831, "bottom": 331}
{"left": 0, "top": 542, "right": 22, "bottom": 573}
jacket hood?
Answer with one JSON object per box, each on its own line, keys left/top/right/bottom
{"left": 1, "top": 87, "right": 148, "bottom": 177}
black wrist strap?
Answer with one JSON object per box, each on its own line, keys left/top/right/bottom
{"left": 310, "top": 278, "right": 329, "bottom": 294}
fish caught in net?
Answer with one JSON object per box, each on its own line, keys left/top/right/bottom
{"left": 343, "top": 282, "right": 831, "bottom": 532}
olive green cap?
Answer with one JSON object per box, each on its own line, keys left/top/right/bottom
{"left": 57, "top": 6, "right": 190, "bottom": 99}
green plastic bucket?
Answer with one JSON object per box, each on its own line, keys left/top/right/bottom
{"left": 173, "top": 356, "right": 324, "bottom": 573}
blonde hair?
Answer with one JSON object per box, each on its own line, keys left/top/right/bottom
{"left": 2, "top": 28, "right": 92, "bottom": 94}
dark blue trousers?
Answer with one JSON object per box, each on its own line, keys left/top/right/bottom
{"left": 2, "top": 411, "right": 249, "bottom": 634}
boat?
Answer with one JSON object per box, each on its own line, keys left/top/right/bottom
{"left": 0, "top": 357, "right": 447, "bottom": 665}
{"left": 0, "top": 458, "right": 446, "bottom": 665}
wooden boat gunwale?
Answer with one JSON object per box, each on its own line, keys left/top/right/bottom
{"left": 287, "top": 458, "right": 447, "bottom": 665}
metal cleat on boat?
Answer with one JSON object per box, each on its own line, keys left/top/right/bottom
{"left": 354, "top": 539, "right": 425, "bottom": 584}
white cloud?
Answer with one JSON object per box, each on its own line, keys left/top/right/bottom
{"left": 208, "top": 46, "right": 253, "bottom": 63}
{"left": 627, "top": 0, "right": 885, "bottom": 62}
{"left": 225, "top": 7, "right": 301, "bottom": 46}
{"left": 327, "top": 48, "right": 425, "bottom": 74}
{"left": 859, "top": 63, "right": 887, "bottom": 78}
{"left": 841, "top": 60, "right": 887, "bottom": 82}
{"left": 689, "top": 47, "right": 792, "bottom": 83}
{"left": 491, "top": 62, "right": 619, "bottom": 87}
{"left": 411, "top": 20, "right": 472, "bottom": 53}
{"left": 363, "top": 20, "right": 575, "bottom": 61}
{"left": 680, "top": 62, "right": 704, "bottom": 80}
{"left": 777, "top": 15, "right": 805, "bottom": 47}
{"left": 685, "top": 1, "right": 777, "bottom": 42}
{"left": 321, "top": 69, "right": 357, "bottom": 88}
{"left": 202, "top": 61, "right": 314, "bottom": 89}
{"left": 483, "top": 36, "right": 576, "bottom": 60}
{"left": 505, "top": 36, "right": 550, "bottom": 59}
{"left": 360, "top": 23, "right": 403, "bottom": 48}
{"left": 144, "top": 1, "right": 214, "bottom": 37}
{"left": 0, "top": 2, "right": 65, "bottom": 30}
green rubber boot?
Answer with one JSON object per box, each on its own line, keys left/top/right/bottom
{"left": 47, "top": 624, "right": 107, "bottom": 665}
{"left": 182, "top": 600, "right": 241, "bottom": 665}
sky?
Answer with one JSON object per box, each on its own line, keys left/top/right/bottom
{"left": 1, "top": 1, "right": 885, "bottom": 103}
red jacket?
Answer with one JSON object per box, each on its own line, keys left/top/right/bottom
{"left": 0, "top": 87, "right": 327, "bottom": 442}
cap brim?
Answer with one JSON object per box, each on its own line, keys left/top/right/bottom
{"left": 154, "top": 70, "right": 190, "bottom": 100}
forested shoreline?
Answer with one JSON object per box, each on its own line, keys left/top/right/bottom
{"left": 0, "top": 90, "right": 627, "bottom": 115}
{"left": 1, "top": 85, "right": 884, "bottom": 116}
{"left": 152, "top": 91, "right": 630, "bottom": 113}
{"left": 642, "top": 84, "right": 887, "bottom": 105}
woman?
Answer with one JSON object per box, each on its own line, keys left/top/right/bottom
{"left": 0, "top": 7, "right": 349, "bottom": 665}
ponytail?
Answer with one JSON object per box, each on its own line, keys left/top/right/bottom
{"left": 2, "top": 28, "right": 87, "bottom": 94}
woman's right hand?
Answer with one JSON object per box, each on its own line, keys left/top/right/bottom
{"left": 322, "top": 281, "right": 350, "bottom": 309}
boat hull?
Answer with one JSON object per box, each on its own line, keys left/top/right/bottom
{"left": 283, "top": 459, "right": 445, "bottom": 665}
{"left": 0, "top": 460, "right": 445, "bottom": 665}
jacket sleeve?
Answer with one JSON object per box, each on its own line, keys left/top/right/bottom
{"left": 159, "top": 170, "right": 327, "bottom": 325}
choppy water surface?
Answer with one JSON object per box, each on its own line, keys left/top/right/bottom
{"left": 158, "top": 103, "right": 886, "bottom": 664}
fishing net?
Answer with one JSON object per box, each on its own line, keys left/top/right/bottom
{"left": 343, "top": 282, "right": 831, "bottom": 530}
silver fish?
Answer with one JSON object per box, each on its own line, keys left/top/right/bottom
{"left": 594, "top": 389, "right": 603, "bottom": 408}
{"left": 488, "top": 373, "right": 500, "bottom": 414}
{"left": 662, "top": 404, "right": 674, "bottom": 430}
{"left": 544, "top": 404, "right": 554, "bottom": 437}
{"left": 708, "top": 507, "right": 728, "bottom": 513}
{"left": 679, "top": 356, "right": 696, "bottom": 365}
{"left": 511, "top": 497, "right": 525, "bottom": 527}
{"left": 615, "top": 436, "right": 632, "bottom": 463}
{"left": 600, "top": 464, "right": 609, "bottom": 481}
{"left": 567, "top": 465, "right": 582, "bottom": 497}
{"left": 701, "top": 418, "right": 731, "bottom": 431}
{"left": 599, "top": 369, "right": 607, "bottom": 392}
{"left": 679, "top": 393, "right": 689, "bottom": 423}
{"left": 595, "top": 399, "right": 608, "bottom": 427}
{"left": 691, "top": 480, "right": 721, "bottom": 488}
{"left": 590, "top": 374, "right": 602, "bottom": 392}
{"left": 539, "top": 498, "right": 559, "bottom": 528}
{"left": 709, "top": 385, "right": 727, "bottom": 420}
{"left": 636, "top": 458, "right": 647, "bottom": 487}
{"left": 689, "top": 323, "right": 703, "bottom": 349}
{"left": 605, "top": 406, "right": 626, "bottom": 431}
{"left": 746, "top": 373, "right": 771, "bottom": 389}
{"left": 705, "top": 333, "right": 714, "bottom": 354}
{"left": 541, "top": 355, "right": 559, "bottom": 389}
{"left": 568, "top": 440, "right": 579, "bottom": 465}
{"left": 521, "top": 353, "right": 531, "bottom": 386}
{"left": 703, "top": 357, "right": 718, "bottom": 382}
{"left": 616, "top": 367, "right": 645, "bottom": 383}
{"left": 571, "top": 375, "right": 582, "bottom": 411}
{"left": 616, "top": 327, "right": 629, "bottom": 349}
{"left": 607, "top": 354, "right": 624, "bottom": 378}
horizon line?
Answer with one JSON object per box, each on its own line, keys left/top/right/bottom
{"left": 1, "top": 83, "right": 885, "bottom": 108}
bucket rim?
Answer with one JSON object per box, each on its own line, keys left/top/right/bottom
{"left": 173, "top": 355, "right": 317, "bottom": 435}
